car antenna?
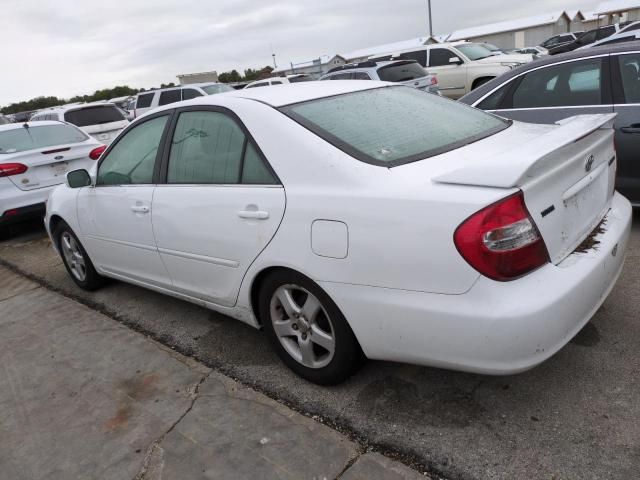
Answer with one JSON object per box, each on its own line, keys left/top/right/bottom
{"left": 22, "top": 121, "right": 34, "bottom": 141}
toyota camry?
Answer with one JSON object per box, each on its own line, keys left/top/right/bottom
{"left": 45, "top": 82, "right": 632, "bottom": 384}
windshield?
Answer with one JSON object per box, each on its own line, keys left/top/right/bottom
{"left": 377, "top": 62, "right": 427, "bottom": 82}
{"left": 0, "top": 124, "right": 88, "bottom": 154}
{"left": 202, "top": 84, "right": 234, "bottom": 95}
{"left": 280, "top": 86, "right": 509, "bottom": 166}
{"left": 64, "top": 106, "right": 125, "bottom": 127}
{"left": 456, "top": 44, "right": 493, "bottom": 61}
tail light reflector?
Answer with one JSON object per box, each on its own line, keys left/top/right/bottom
{"left": 0, "top": 163, "right": 28, "bottom": 177}
{"left": 430, "top": 76, "right": 438, "bottom": 85}
{"left": 454, "top": 191, "right": 549, "bottom": 281}
{"left": 89, "top": 145, "right": 107, "bottom": 160}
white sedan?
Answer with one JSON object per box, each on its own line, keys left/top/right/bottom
{"left": 0, "top": 121, "right": 104, "bottom": 237}
{"left": 45, "top": 82, "right": 632, "bottom": 385}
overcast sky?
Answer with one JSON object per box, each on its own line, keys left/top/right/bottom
{"left": 2, "top": 0, "right": 594, "bottom": 106}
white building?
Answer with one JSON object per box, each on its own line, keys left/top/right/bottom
{"left": 177, "top": 71, "right": 219, "bottom": 85}
{"left": 341, "top": 35, "right": 445, "bottom": 63}
{"left": 593, "top": 0, "right": 640, "bottom": 23}
{"left": 273, "top": 55, "right": 346, "bottom": 78}
{"left": 448, "top": 11, "right": 571, "bottom": 49}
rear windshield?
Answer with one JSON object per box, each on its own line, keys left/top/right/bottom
{"left": 64, "top": 106, "right": 125, "bottom": 127}
{"left": 280, "top": 86, "right": 509, "bottom": 166}
{"left": 0, "top": 124, "right": 88, "bottom": 154}
{"left": 202, "top": 84, "right": 234, "bottom": 95}
{"left": 377, "top": 62, "right": 427, "bottom": 82}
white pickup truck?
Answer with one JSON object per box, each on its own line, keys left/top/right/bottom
{"left": 371, "top": 41, "right": 534, "bottom": 99}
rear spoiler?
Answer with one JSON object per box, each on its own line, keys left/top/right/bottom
{"left": 433, "top": 113, "right": 617, "bottom": 189}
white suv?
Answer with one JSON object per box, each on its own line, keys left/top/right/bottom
{"left": 319, "top": 60, "right": 440, "bottom": 95}
{"left": 133, "top": 82, "right": 234, "bottom": 118}
{"left": 371, "top": 42, "right": 533, "bottom": 99}
{"left": 30, "top": 103, "right": 128, "bottom": 145}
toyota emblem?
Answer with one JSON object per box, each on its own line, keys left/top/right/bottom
{"left": 585, "top": 154, "right": 595, "bottom": 172}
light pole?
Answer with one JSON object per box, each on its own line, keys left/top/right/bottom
{"left": 427, "top": 0, "right": 433, "bottom": 37}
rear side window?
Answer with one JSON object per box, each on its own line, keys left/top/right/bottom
{"left": 599, "top": 36, "right": 637, "bottom": 46}
{"left": 167, "top": 111, "right": 277, "bottom": 184}
{"left": 328, "top": 72, "right": 352, "bottom": 80}
{"left": 159, "top": 90, "right": 181, "bottom": 106}
{"left": 400, "top": 50, "right": 427, "bottom": 66}
{"left": 377, "top": 62, "right": 426, "bottom": 82}
{"left": 281, "top": 86, "right": 508, "bottom": 166}
{"left": 97, "top": 115, "right": 168, "bottom": 185}
{"left": 477, "top": 81, "right": 513, "bottom": 110}
{"left": 0, "top": 124, "right": 87, "bottom": 154}
{"left": 182, "top": 89, "right": 203, "bottom": 100}
{"left": 618, "top": 53, "right": 640, "bottom": 103}
{"left": 621, "top": 23, "right": 640, "bottom": 33}
{"left": 136, "top": 93, "right": 154, "bottom": 109}
{"left": 511, "top": 59, "right": 603, "bottom": 108}
{"left": 353, "top": 72, "right": 371, "bottom": 80}
{"left": 64, "top": 106, "right": 125, "bottom": 127}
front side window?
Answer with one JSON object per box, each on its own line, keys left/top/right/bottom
{"left": 541, "top": 36, "right": 560, "bottom": 48}
{"left": 511, "top": 59, "right": 603, "bottom": 108}
{"left": 97, "top": 115, "right": 168, "bottom": 186}
{"left": 352, "top": 72, "right": 371, "bottom": 80}
{"left": 64, "top": 106, "right": 125, "bottom": 127}
{"left": 167, "top": 111, "right": 277, "bottom": 184}
{"left": 618, "top": 53, "right": 640, "bottom": 103}
{"left": 620, "top": 23, "right": 640, "bottom": 33}
{"left": 182, "top": 88, "right": 203, "bottom": 100}
{"left": 597, "top": 26, "right": 616, "bottom": 39}
{"left": 377, "top": 62, "right": 427, "bottom": 82}
{"left": 159, "top": 90, "right": 181, "bottom": 106}
{"left": 271, "top": 80, "right": 283, "bottom": 85}
{"left": 428, "top": 48, "right": 457, "bottom": 67}
{"left": 281, "top": 86, "right": 509, "bottom": 166}
{"left": 328, "top": 72, "right": 353, "bottom": 80}
{"left": 0, "top": 124, "right": 87, "bottom": 154}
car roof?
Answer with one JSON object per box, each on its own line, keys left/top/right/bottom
{"left": 0, "top": 120, "right": 64, "bottom": 132}
{"left": 141, "top": 81, "right": 387, "bottom": 115}
{"left": 460, "top": 40, "right": 640, "bottom": 105}
{"left": 37, "top": 102, "right": 118, "bottom": 114}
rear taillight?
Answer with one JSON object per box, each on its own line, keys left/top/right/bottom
{"left": 430, "top": 76, "right": 438, "bottom": 85}
{"left": 89, "top": 145, "right": 107, "bottom": 160}
{"left": 0, "top": 163, "right": 28, "bottom": 177}
{"left": 454, "top": 191, "right": 549, "bottom": 281}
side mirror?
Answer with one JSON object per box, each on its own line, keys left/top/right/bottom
{"left": 66, "top": 169, "right": 92, "bottom": 189}
{"left": 449, "top": 56, "right": 462, "bottom": 65}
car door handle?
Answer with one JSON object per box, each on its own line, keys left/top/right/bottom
{"left": 621, "top": 124, "right": 640, "bottom": 134}
{"left": 130, "top": 205, "right": 150, "bottom": 213}
{"left": 238, "top": 210, "right": 269, "bottom": 220}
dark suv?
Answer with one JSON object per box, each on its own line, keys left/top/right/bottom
{"left": 549, "top": 24, "right": 625, "bottom": 55}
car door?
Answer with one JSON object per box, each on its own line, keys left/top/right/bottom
{"left": 77, "top": 112, "right": 172, "bottom": 286}
{"left": 151, "top": 107, "right": 285, "bottom": 307}
{"left": 481, "top": 56, "right": 613, "bottom": 124}
{"left": 611, "top": 51, "right": 640, "bottom": 204}
{"left": 427, "top": 48, "right": 467, "bottom": 98}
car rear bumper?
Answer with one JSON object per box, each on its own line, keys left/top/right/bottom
{"left": 0, "top": 182, "right": 57, "bottom": 227}
{"left": 320, "top": 192, "right": 632, "bottom": 374}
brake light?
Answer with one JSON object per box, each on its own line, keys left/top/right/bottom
{"left": 0, "top": 163, "right": 28, "bottom": 177}
{"left": 454, "top": 191, "right": 549, "bottom": 281}
{"left": 430, "top": 76, "right": 438, "bottom": 85}
{"left": 89, "top": 145, "right": 107, "bottom": 160}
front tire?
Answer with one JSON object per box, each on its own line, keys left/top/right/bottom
{"left": 54, "top": 222, "right": 105, "bottom": 291}
{"left": 259, "top": 270, "right": 363, "bottom": 385}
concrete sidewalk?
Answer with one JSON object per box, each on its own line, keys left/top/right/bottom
{"left": 0, "top": 266, "right": 428, "bottom": 480}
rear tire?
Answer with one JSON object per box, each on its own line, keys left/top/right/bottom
{"left": 259, "top": 269, "right": 364, "bottom": 385}
{"left": 53, "top": 221, "right": 105, "bottom": 291}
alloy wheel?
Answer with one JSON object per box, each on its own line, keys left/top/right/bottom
{"left": 269, "top": 284, "right": 336, "bottom": 369}
{"left": 60, "top": 232, "right": 87, "bottom": 282}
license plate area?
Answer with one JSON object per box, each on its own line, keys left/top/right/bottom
{"left": 50, "top": 161, "right": 69, "bottom": 177}
{"left": 561, "top": 162, "right": 609, "bottom": 251}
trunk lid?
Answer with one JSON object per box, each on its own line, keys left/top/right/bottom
{"left": 434, "top": 114, "right": 617, "bottom": 264}
{"left": 4, "top": 142, "right": 97, "bottom": 191}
